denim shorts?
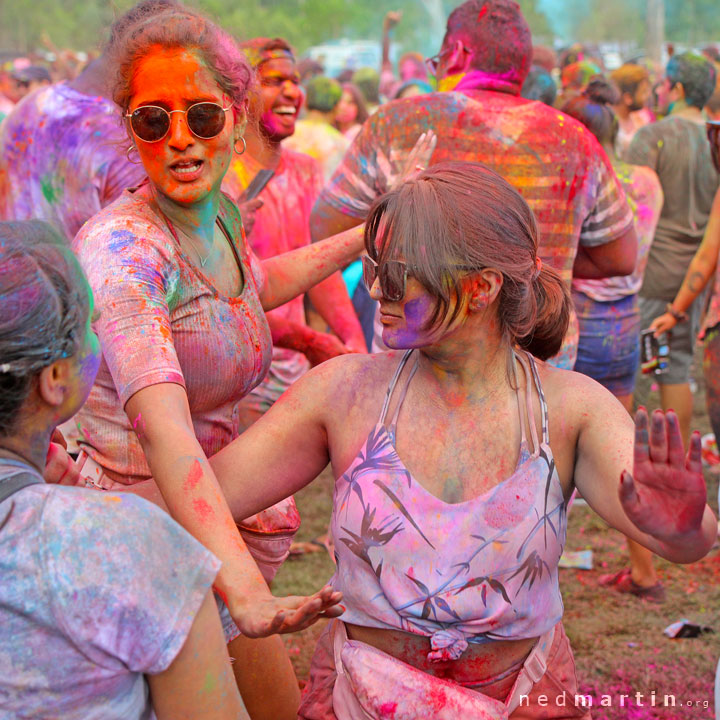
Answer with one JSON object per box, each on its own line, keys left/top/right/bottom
{"left": 572, "top": 291, "right": 640, "bottom": 396}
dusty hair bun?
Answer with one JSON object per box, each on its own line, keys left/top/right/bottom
{"left": 583, "top": 76, "right": 620, "bottom": 106}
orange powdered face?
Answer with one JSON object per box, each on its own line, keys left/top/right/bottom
{"left": 128, "top": 46, "right": 236, "bottom": 206}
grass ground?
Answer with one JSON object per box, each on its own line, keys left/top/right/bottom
{"left": 273, "top": 347, "right": 720, "bottom": 718}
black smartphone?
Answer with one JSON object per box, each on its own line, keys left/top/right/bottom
{"left": 242, "top": 169, "right": 275, "bottom": 201}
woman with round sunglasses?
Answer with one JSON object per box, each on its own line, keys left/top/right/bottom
{"left": 67, "top": 6, "right": 378, "bottom": 719}
{"left": 205, "top": 161, "right": 716, "bottom": 718}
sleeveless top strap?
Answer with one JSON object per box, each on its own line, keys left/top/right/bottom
{"left": 379, "top": 350, "right": 415, "bottom": 425}
{"left": 519, "top": 354, "right": 541, "bottom": 455}
{"left": 511, "top": 352, "right": 528, "bottom": 446}
{"left": 526, "top": 353, "right": 550, "bottom": 445}
{"left": 387, "top": 354, "right": 420, "bottom": 433}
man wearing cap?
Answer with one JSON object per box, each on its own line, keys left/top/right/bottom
{"left": 310, "top": 0, "right": 637, "bottom": 370}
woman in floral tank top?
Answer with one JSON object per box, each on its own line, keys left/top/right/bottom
{"left": 208, "top": 162, "right": 716, "bottom": 719}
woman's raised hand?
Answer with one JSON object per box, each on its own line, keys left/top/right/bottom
{"left": 231, "top": 585, "right": 344, "bottom": 638}
{"left": 620, "top": 408, "right": 706, "bottom": 542}
{"left": 390, "top": 130, "right": 438, "bottom": 190}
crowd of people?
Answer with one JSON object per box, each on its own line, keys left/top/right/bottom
{"left": 0, "top": 0, "right": 718, "bottom": 718}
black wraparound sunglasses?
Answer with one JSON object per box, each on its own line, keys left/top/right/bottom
{"left": 125, "top": 102, "right": 232, "bottom": 143}
{"left": 362, "top": 255, "right": 414, "bottom": 302}
{"left": 362, "top": 254, "right": 483, "bottom": 302}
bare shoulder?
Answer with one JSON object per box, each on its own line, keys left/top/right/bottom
{"left": 534, "top": 359, "right": 626, "bottom": 425}
{"left": 286, "top": 351, "right": 408, "bottom": 415}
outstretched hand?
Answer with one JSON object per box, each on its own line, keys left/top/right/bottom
{"left": 620, "top": 408, "right": 706, "bottom": 542}
{"left": 231, "top": 585, "right": 343, "bottom": 638}
{"left": 390, "top": 130, "right": 438, "bottom": 190}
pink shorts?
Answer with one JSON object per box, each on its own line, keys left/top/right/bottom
{"left": 298, "top": 621, "right": 591, "bottom": 720}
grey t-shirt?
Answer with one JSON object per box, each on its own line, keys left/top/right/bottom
{"left": 0, "top": 459, "right": 220, "bottom": 719}
{"left": 627, "top": 115, "right": 720, "bottom": 300}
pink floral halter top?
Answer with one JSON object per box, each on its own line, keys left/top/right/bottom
{"left": 330, "top": 350, "right": 567, "bottom": 663}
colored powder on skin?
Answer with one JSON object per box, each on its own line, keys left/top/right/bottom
{"left": 132, "top": 412, "right": 145, "bottom": 439}
{"left": 201, "top": 670, "right": 217, "bottom": 693}
{"left": 185, "top": 459, "right": 204, "bottom": 490}
{"left": 192, "top": 497, "right": 215, "bottom": 521}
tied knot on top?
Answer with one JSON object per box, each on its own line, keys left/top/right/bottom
{"left": 427, "top": 628, "right": 468, "bottom": 663}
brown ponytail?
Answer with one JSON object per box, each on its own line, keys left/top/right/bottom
{"left": 516, "top": 265, "right": 571, "bottom": 360}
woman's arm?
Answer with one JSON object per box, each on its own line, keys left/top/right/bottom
{"left": 571, "top": 383, "right": 717, "bottom": 563}
{"left": 259, "top": 225, "right": 365, "bottom": 311}
{"left": 149, "top": 590, "right": 248, "bottom": 720}
{"left": 571, "top": 226, "right": 637, "bottom": 279}
{"left": 209, "top": 358, "right": 341, "bottom": 521}
{"left": 260, "top": 131, "right": 438, "bottom": 311}
{"left": 125, "top": 383, "right": 342, "bottom": 636}
{"left": 650, "top": 186, "right": 720, "bottom": 335}
{"left": 307, "top": 272, "right": 368, "bottom": 354}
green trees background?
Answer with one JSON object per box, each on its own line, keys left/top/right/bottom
{"left": 0, "top": 0, "right": 552, "bottom": 56}
{"left": 0, "top": 0, "right": 717, "bottom": 57}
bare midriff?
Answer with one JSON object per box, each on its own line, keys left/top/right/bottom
{"left": 345, "top": 623, "right": 538, "bottom": 701}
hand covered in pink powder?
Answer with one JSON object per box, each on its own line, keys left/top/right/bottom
{"left": 343, "top": 335, "right": 369, "bottom": 354}
{"left": 389, "top": 130, "right": 437, "bottom": 190}
{"left": 44, "top": 429, "right": 81, "bottom": 486}
{"left": 304, "top": 330, "right": 355, "bottom": 366}
{"left": 620, "top": 408, "right": 706, "bottom": 541}
{"left": 231, "top": 585, "right": 344, "bottom": 637}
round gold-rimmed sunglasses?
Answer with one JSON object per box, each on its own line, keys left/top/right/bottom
{"left": 125, "top": 102, "right": 232, "bottom": 143}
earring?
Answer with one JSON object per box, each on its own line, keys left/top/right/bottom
{"left": 234, "top": 136, "right": 247, "bottom": 156}
{"left": 125, "top": 145, "right": 141, "bottom": 165}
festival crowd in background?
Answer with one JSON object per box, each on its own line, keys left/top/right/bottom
{"left": 0, "top": 0, "right": 719, "bottom": 718}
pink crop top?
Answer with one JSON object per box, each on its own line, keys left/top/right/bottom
{"left": 330, "top": 350, "right": 567, "bottom": 663}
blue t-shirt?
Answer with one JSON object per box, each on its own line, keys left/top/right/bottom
{"left": 0, "top": 460, "right": 220, "bottom": 719}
